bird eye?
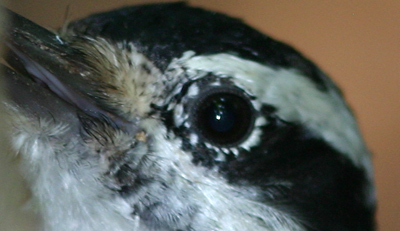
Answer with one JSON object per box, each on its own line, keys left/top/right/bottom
{"left": 191, "top": 88, "right": 255, "bottom": 146}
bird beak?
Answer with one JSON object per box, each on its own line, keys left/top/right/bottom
{"left": 1, "top": 8, "right": 132, "bottom": 131}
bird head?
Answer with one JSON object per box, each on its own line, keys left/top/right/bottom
{"left": 2, "top": 3, "right": 375, "bottom": 231}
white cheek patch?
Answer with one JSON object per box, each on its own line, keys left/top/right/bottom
{"left": 178, "top": 52, "right": 371, "bottom": 175}
{"left": 140, "top": 119, "right": 304, "bottom": 231}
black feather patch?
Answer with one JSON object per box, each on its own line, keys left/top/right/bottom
{"left": 67, "top": 2, "right": 335, "bottom": 92}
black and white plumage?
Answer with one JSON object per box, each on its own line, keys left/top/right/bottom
{"left": 2, "top": 3, "right": 375, "bottom": 231}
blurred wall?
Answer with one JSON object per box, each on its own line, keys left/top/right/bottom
{"left": 3, "top": 1, "right": 399, "bottom": 230}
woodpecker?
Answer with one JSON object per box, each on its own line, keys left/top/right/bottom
{"left": 2, "top": 3, "right": 375, "bottom": 231}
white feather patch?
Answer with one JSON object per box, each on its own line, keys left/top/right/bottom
{"left": 139, "top": 119, "right": 304, "bottom": 231}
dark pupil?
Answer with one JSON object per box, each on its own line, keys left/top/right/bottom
{"left": 196, "top": 93, "right": 253, "bottom": 146}
{"left": 207, "top": 98, "right": 235, "bottom": 132}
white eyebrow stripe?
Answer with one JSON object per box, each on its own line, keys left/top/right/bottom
{"left": 178, "top": 52, "right": 371, "bottom": 175}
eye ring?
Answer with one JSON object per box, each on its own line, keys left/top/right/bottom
{"left": 190, "top": 87, "right": 255, "bottom": 147}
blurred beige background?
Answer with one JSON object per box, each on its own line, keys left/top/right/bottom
{"left": 2, "top": 0, "right": 399, "bottom": 230}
